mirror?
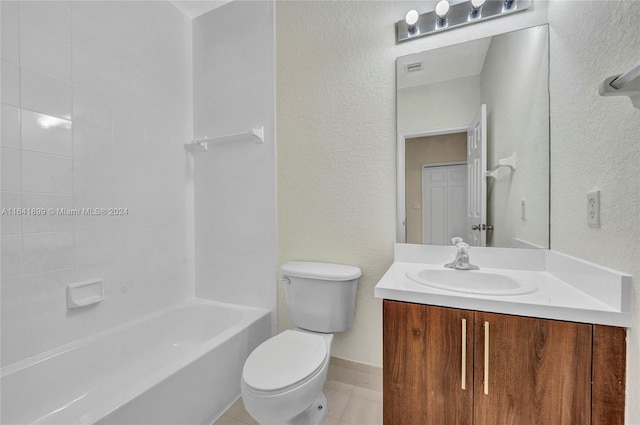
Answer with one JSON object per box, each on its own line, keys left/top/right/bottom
{"left": 396, "top": 25, "right": 549, "bottom": 248}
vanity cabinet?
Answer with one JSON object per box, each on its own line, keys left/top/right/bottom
{"left": 382, "top": 300, "right": 626, "bottom": 425}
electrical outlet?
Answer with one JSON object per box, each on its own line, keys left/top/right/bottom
{"left": 587, "top": 190, "right": 600, "bottom": 227}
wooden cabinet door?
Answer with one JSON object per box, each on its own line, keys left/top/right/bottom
{"left": 383, "top": 300, "right": 473, "bottom": 425}
{"left": 473, "top": 312, "right": 592, "bottom": 425}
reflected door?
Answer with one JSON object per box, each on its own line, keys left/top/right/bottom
{"left": 466, "top": 104, "right": 487, "bottom": 246}
{"left": 422, "top": 164, "right": 467, "bottom": 245}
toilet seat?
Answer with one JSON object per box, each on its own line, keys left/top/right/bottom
{"left": 242, "top": 330, "right": 328, "bottom": 393}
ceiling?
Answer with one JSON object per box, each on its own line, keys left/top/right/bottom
{"left": 169, "top": 0, "right": 231, "bottom": 18}
{"left": 397, "top": 37, "right": 492, "bottom": 90}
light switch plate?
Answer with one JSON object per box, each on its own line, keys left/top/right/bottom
{"left": 587, "top": 190, "right": 600, "bottom": 228}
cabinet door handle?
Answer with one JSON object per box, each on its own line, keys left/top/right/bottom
{"left": 483, "top": 321, "right": 490, "bottom": 395}
{"left": 461, "top": 318, "right": 467, "bottom": 390}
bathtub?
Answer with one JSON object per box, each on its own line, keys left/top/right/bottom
{"left": 0, "top": 299, "right": 271, "bottom": 425}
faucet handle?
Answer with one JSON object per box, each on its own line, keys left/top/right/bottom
{"left": 457, "top": 242, "right": 470, "bottom": 253}
{"left": 451, "top": 237, "right": 464, "bottom": 246}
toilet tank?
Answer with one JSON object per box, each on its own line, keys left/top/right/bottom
{"left": 282, "top": 262, "right": 361, "bottom": 333}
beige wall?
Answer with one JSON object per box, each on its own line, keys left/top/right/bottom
{"left": 481, "top": 25, "right": 550, "bottom": 248}
{"left": 547, "top": 1, "right": 640, "bottom": 420}
{"left": 397, "top": 75, "right": 481, "bottom": 133}
{"left": 276, "top": 2, "right": 639, "bottom": 421}
{"left": 276, "top": 0, "right": 548, "bottom": 366}
{"left": 405, "top": 134, "right": 467, "bottom": 244}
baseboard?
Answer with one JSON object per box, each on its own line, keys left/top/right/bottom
{"left": 328, "top": 357, "right": 382, "bottom": 391}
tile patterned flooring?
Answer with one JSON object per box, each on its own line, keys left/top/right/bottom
{"left": 212, "top": 379, "right": 383, "bottom": 425}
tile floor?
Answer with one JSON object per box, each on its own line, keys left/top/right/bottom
{"left": 212, "top": 379, "right": 383, "bottom": 425}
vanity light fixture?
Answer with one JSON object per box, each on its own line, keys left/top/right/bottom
{"left": 406, "top": 10, "right": 419, "bottom": 32}
{"left": 469, "top": 0, "right": 485, "bottom": 18}
{"left": 435, "top": 0, "right": 450, "bottom": 26}
{"left": 396, "top": 0, "right": 532, "bottom": 43}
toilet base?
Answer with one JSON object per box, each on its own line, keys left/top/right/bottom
{"left": 258, "top": 392, "right": 328, "bottom": 425}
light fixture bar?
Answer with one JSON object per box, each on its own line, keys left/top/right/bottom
{"left": 396, "top": 0, "right": 532, "bottom": 43}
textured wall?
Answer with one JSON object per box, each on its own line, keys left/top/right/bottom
{"left": 547, "top": 1, "right": 640, "bottom": 421}
{"left": 481, "top": 25, "right": 549, "bottom": 248}
{"left": 276, "top": 0, "right": 548, "bottom": 366}
{"left": 277, "top": 2, "right": 639, "bottom": 420}
{"left": 0, "top": 0, "right": 193, "bottom": 365}
{"left": 193, "top": 1, "right": 277, "bottom": 330}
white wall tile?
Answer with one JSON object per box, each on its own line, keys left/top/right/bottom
{"left": 22, "top": 231, "right": 74, "bottom": 275}
{"left": 21, "top": 110, "right": 72, "bottom": 156}
{"left": 71, "top": 10, "right": 113, "bottom": 58}
{"left": 72, "top": 122, "right": 114, "bottom": 161}
{"left": 19, "top": 1, "right": 72, "bottom": 45}
{"left": 71, "top": 1, "right": 113, "bottom": 23}
{"left": 72, "top": 262, "right": 115, "bottom": 297}
{"left": 20, "top": 68, "right": 72, "bottom": 120}
{"left": 111, "top": 156, "right": 149, "bottom": 197}
{"left": 22, "top": 269, "right": 74, "bottom": 316}
{"left": 21, "top": 193, "right": 73, "bottom": 233}
{"left": 72, "top": 85, "right": 114, "bottom": 130}
{"left": 21, "top": 151, "right": 72, "bottom": 194}
{"left": 1, "top": 234, "right": 22, "bottom": 278}
{"left": 72, "top": 46, "right": 113, "bottom": 93}
{"left": 20, "top": 29, "right": 72, "bottom": 82}
{"left": 73, "top": 195, "right": 114, "bottom": 230}
{"left": 1, "top": 314, "right": 24, "bottom": 366}
{"left": 1, "top": 147, "right": 21, "bottom": 191}
{"left": 24, "top": 309, "right": 86, "bottom": 357}
{"left": 72, "top": 158, "right": 114, "bottom": 196}
{"left": 1, "top": 191, "right": 22, "bottom": 234}
{"left": 113, "top": 196, "right": 146, "bottom": 229}
{"left": 3, "top": 0, "right": 193, "bottom": 365}
{"left": 74, "top": 229, "right": 115, "bottom": 267}
{"left": 1, "top": 104, "right": 20, "bottom": 148}
{"left": 1, "top": 6, "right": 19, "bottom": 64}
{"left": 146, "top": 194, "right": 182, "bottom": 227}
{"left": 115, "top": 256, "right": 148, "bottom": 292}
{"left": 1, "top": 60, "right": 20, "bottom": 106}
{"left": 113, "top": 131, "right": 145, "bottom": 156}
{"left": 0, "top": 1, "right": 19, "bottom": 24}
{"left": 193, "top": 1, "right": 276, "bottom": 319}
{"left": 115, "top": 227, "right": 147, "bottom": 264}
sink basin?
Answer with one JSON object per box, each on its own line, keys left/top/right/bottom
{"left": 406, "top": 268, "right": 538, "bottom": 296}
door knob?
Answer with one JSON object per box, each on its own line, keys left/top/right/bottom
{"left": 472, "top": 224, "right": 494, "bottom": 231}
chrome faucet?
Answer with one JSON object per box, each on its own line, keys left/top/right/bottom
{"left": 445, "top": 237, "right": 479, "bottom": 270}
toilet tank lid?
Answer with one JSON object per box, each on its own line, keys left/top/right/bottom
{"left": 282, "top": 261, "right": 362, "bottom": 281}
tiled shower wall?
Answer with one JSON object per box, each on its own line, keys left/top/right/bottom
{"left": 193, "top": 1, "right": 277, "bottom": 331}
{"left": 0, "top": 1, "right": 193, "bottom": 365}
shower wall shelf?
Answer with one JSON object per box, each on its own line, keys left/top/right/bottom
{"left": 67, "top": 279, "right": 104, "bottom": 309}
{"left": 187, "top": 126, "right": 264, "bottom": 151}
{"left": 599, "top": 61, "right": 640, "bottom": 108}
{"left": 485, "top": 152, "right": 516, "bottom": 179}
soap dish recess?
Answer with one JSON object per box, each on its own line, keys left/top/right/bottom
{"left": 67, "top": 279, "right": 104, "bottom": 309}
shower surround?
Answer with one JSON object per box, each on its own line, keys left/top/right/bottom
{"left": 1, "top": 1, "right": 277, "bottom": 423}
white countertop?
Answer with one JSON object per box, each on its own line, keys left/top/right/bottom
{"left": 374, "top": 244, "right": 632, "bottom": 327}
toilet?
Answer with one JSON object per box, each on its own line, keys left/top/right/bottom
{"left": 241, "top": 261, "right": 362, "bottom": 425}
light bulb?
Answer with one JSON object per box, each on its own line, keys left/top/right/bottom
{"left": 405, "top": 10, "right": 419, "bottom": 29}
{"left": 471, "top": 0, "right": 485, "bottom": 9}
{"left": 435, "top": 0, "right": 450, "bottom": 19}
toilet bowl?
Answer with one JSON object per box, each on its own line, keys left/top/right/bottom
{"left": 241, "top": 330, "right": 333, "bottom": 425}
{"left": 240, "top": 261, "right": 361, "bottom": 425}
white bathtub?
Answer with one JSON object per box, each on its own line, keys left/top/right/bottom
{"left": 0, "top": 299, "right": 271, "bottom": 425}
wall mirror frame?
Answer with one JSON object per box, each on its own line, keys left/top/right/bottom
{"left": 396, "top": 24, "right": 550, "bottom": 249}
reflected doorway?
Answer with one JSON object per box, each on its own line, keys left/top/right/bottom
{"left": 421, "top": 163, "right": 467, "bottom": 244}
{"left": 404, "top": 132, "right": 467, "bottom": 244}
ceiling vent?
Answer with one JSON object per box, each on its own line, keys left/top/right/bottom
{"left": 406, "top": 62, "right": 423, "bottom": 73}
